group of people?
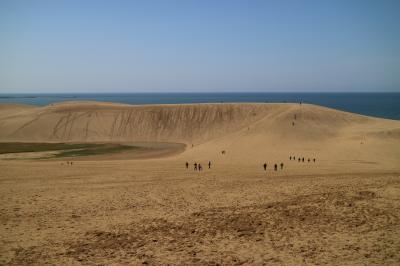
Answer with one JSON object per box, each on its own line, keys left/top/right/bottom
{"left": 185, "top": 152, "right": 316, "bottom": 173}
{"left": 263, "top": 162, "right": 284, "bottom": 171}
{"left": 62, "top": 161, "right": 73, "bottom": 165}
{"left": 262, "top": 154, "right": 316, "bottom": 172}
{"left": 289, "top": 156, "right": 316, "bottom": 163}
{"left": 186, "top": 161, "right": 212, "bottom": 171}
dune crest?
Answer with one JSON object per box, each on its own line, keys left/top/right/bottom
{"left": 0, "top": 101, "right": 395, "bottom": 143}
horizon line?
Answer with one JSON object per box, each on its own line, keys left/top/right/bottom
{"left": 0, "top": 91, "right": 399, "bottom": 94}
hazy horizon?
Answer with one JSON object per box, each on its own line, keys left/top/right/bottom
{"left": 1, "top": 91, "right": 400, "bottom": 95}
{"left": 1, "top": 0, "right": 399, "bottom": 93}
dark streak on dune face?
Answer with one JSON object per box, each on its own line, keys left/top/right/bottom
{"left": 0, "top": 103, "right": 272, "bottom": 143}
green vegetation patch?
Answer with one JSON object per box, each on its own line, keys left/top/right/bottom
{"left": 0, "top": 142, "right": 137, "bottom": 158}
{"left": 54, "top": 144, "right": 136, "bottom": 158}
{"left": 0, "top": 142, "right": 100, "bottom": 154}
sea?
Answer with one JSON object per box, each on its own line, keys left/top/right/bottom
{"left": 0, "top": 92, "right": 399, "bottom": 120}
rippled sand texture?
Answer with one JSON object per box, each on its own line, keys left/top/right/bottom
{"left": 1, "top": 102, "right": 399, "bottom": 265}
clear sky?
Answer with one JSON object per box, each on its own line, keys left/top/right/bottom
{"left": 0, "top": 0, "right": 399, "bottom": 93}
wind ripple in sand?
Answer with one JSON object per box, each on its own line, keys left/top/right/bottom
{"left": 10, "top": 189, "right": 400, "bottom": 265}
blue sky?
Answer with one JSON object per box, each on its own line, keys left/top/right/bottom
{"left": 0, "top": 0, "right": 399, "bottom": 93}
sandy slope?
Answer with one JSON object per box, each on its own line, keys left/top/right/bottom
{"left": 0, "top": 102, "right": 400, "bottom": 265}
{"left": 0, "top": 101, "right": 399, "bottom": 171}
{"left": 0, "top": 101, "right": 272, "bottom": 143}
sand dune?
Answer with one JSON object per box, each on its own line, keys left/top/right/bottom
{"left": 0, "top": 101, "right": 399, "bottom": 171}
{"left": 0, "top": 102, "right": 275, "bottom": 143}
{"left": 0, "top": 101, "right": 398, "bottom": 143}
{"left": 1, "top": 102, "right": 400, "bottom": 265}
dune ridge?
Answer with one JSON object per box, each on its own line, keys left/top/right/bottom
{"left": 0, "top": 101, "right": 399, "bottom": 171}
{"left": 0, "top": 101, "right": 397, "bottom": 144}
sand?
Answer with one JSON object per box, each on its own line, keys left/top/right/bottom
{"left": 0, "top": 102, "right": 399, "bottom": 265}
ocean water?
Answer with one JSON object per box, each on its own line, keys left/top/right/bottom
{"left": 0, "top": 92, "right": 399, "bottom": 120}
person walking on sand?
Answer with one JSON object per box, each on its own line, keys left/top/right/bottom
{"left": 263, "top": 163, "right": 267, "bottom": 171}
{"left": 199, "top": 164, "right": 202, "bottom": 171}
{"left": 298, "top": 158, "right": 301, "bottom": 162}
{"left": 274, "top": 164, "right": 277, "bottom": 171}
{"left": 194, "top": 162, "right": 197, "bottom": 171}
{"left": 280, "top": 163, "right": 284, "bottom": 170}
{"left": 313, "top": 158, "right": 316, "bottom": 163}
{"left": 302, "top": 157, "right": 305, "bottom": 162}
{"left": 186, "top": 162, "right": 189, "bottom": 169}
{"left": 208, "top": 161, "right": 211, "bottom": 169}
{"left": 289, "top": 156, "right": 292, "bottom": 161}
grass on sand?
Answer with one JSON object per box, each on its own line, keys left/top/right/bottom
{"left": 0, "top": 142, "right": 136, "bottom": 158}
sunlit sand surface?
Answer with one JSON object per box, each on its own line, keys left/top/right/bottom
{"left": 1, "top": 102, "right": 399, "bottom": 265}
